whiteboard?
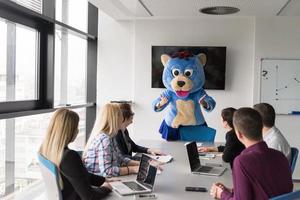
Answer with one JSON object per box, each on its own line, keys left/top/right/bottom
{"left": 260, "top": 59, "right": 300, "bottom": 114}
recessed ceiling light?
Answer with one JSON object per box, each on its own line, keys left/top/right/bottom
{"left": 200, "top": 6, "right": 240, "bottom": 15}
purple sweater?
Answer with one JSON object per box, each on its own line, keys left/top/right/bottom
{"left": 221, "top": 141, "right": 293, "bottom": 200}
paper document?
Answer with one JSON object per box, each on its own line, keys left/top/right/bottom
{"left": 196, "top": 142, "right": 203, "bottom": 147}
{"left": 149, "top": 155, "right": 173, "bottom": 163}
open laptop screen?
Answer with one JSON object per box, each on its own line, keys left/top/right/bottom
{"left": 136, "top": 154, "right": 157, "bottom": 189}
{"left": 186, "top": 141, "right": 201, "bottom": 171}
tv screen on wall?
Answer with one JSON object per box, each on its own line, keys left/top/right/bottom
{"left": 151, "top": 46, "right": 226, "bottom": 90}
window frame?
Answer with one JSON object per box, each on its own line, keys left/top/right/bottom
{"left": 0, "top": 0, "right": 98, "bottom": 196}
{"left": 0, "top": 1, "right": 98, "bottom": 129}
{"left": 0, "top": 2, "right": 52, "bottom": 112}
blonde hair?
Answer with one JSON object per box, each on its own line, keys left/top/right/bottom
{"left": 39, "top": 108, "right": 79, "bottom": 170}
{"left": 83, "top": 103, "right": 122, "bottom": 156}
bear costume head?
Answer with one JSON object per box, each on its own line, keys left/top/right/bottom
{"left": 161, "top": 51, "right": 207, "bottom": 98}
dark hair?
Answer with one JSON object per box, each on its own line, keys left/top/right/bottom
{"left": 221, "top": 107, "right": 236, "bottom": 128}
{"left": 253, "top": 103, "right": 275, "bottom": 128}
{"left": 233, "top": 107, "right": 263, "bottom": 141}
{"left": 119, "top": 103, "right": 134, "bottom": 121}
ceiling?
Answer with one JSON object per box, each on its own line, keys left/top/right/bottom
{"left": 89, "top": 0, "right": 300, "bottom": 20}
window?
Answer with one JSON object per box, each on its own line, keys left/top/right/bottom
{"left": 0, "top": 19, "right": 38, "bottom": 102}
{"left": 55, "top": 0, "right": 88, "bottom": 32}
{"left": 0, "top": 120, "right": 5, "bottom": 197}
{"left": 0, "top": 20, "right": 7, "bottom": 102}
{"left": 0, "top": 108, "right": 86, "bottom": 197}
{"left": 10, "top": 0, "right": 43, "bottom": 14}
{"left": 54, "top": 30, "right": 87, "bottom": 106}
{"left": 0, "top": 0, "right": 98, "bottom": 197}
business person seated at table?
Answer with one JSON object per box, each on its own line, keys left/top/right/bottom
{"left": 83, "top": 103, "right": 140, "bottom": 177}
{"left": 198, "top": 107, "right": 245, "bottom": 168}
{"left": 253, "top": 103, "right": 291, "bottom": 163}
{"left": 210, "top": 108, "right": 293, "bottom": 200}
{"left": 39, "top": 108, "right": 112, "bottom": 200}
{"left": 114, "top": 103, "right": 164, "bottom": 160}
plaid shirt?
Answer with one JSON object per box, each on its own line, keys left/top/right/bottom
{"left": 83, "top": 132, "right": 131, "bottom": 177}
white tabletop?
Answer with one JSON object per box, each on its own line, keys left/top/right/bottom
{"left": 104, "top": 140, "right": 233, "bottom": 200}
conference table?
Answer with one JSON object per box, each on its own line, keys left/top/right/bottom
{"left": 104, "top": 140, "right": 233, "bottom": 200}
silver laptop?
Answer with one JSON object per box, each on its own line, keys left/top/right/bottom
{"left": 185, "top": 141, "right": 226, "bottom": 176}
{"left": 111, "top": 154, "right": 157, "bottom": 196}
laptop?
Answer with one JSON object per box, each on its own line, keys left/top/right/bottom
{"left": 185, "top": 141, "right": 226, "bottom": 176}
{"left": 110, "top": 154, "right": 157, "bottom": 196}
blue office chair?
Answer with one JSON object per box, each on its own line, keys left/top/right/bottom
{"left": 290, "top": 147, "right": 299, "bottom": 174}
{"left": 38, "top": 153, "right": 63, "bottom": 200}
{"left": 179, "top": 125, "right": 216, "bottom": 142}
{"left": 270, "top": 190, "right": 300, "bottom": 200}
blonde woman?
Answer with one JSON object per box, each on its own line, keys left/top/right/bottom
{"left": 39, "top": 108, "right": 112, "bottom": 200}
{"left": 83, "top": 103, "right": 139, "bottom": 177}
{"left": 114, "top": 103, "right": 164, "bottom": 160}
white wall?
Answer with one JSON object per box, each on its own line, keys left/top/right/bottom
{"left": 97, "top": 13, "right": 300, "bottom": 177}
{"left": 97, "top": 11, "right": 135, "bottom": 106}
{"left": 98, "top": 15, "right": 255, "bottom": 142}
{"left": 254, "top": 17, "right": 300, "bottom": 178}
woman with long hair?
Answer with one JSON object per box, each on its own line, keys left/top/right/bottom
{"left": 39, "top": 108, "right": 112, "bottom": 200}
{"left": 83, "top": 103, "right": 139, "bottom": 177}
{"left": 114, "top": 103, "right": 164, "bottom": 160}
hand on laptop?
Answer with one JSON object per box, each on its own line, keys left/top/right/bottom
{"left": 106, "top": 177, "right": 121, "bottom": 182}
{"left": 198, "top": 147, "right": 218, "bottom": 152}
{"left": 102, "top": 182, "right": 112, "bottom": 190}
{"left": 147, "top": 148, "right": 165, "bottom": 156}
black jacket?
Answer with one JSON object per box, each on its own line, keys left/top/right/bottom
{"left": 113, "top": 129, "right": 148, "bottom": 159}
{"left": 217, "top": 129, "right": 245, "bottom": 168}
{"left": 60, "top": 148, "right": 111, "bottom": 200}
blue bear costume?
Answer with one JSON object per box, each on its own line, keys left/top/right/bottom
{"left": 152, "top": 51, "right": 216, "bottom": 140}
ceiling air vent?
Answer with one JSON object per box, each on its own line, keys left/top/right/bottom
{"left": 200, "top": 6, "right": 240, "bottom": 15}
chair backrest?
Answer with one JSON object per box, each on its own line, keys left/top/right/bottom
{"left": 290, "top": 147, "right": 299, "bottom": 174}
{"left": 38, "top": 153, "right": 63, "bottom": 200}
{"left": 179, "top": 126, "right": 216, "bottom": 142}
{"left": 270, "top": 190, "right": 300, "bottom": 200}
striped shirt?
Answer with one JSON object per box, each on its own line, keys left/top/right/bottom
{"left": 83, "top": 133, "right": 131, "bottom": 177}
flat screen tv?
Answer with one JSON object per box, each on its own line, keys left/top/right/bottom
{"left": 151, "top": 46, "right": 226, "bottom": 90}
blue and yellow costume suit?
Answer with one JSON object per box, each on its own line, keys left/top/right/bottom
{"left": 152, "top": 52, "right": 216, "bottom": 140}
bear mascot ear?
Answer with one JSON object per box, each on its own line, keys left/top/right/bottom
{"left": 161, "top": 54, "right": 171, "bottom": 67}
{"left": 197, "top": 53, "right": 207, "bottom": 67}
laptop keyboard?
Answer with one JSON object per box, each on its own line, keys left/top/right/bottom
{"left": 123, "top": 181, "right": 146, "bottom": 191}
{"left": 199, "top": 165, "right": 213, "bottom": 172}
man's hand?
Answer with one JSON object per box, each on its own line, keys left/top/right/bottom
{"left": 210, "top": 183, "right": 224, "bottom": 199}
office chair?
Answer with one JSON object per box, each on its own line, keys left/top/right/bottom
{"left": 270, "top": 190, "right": 300, "bottom": 200}
{"left": 179, "top": 126, "right": 216, "bottom": 142}
{"left": 290, "top": 147, "right": 299, "bottom": 174}
{"left": 38, "top": 153, "right": 63, "bottom": 200}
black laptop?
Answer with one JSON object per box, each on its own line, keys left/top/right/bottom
{"left": 185, "top": 141, "right": 226, "bottom": 176}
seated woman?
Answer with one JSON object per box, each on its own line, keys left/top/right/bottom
{"left": 198, "top": 107, "right": 245, "bottom": 168}
{"left": 39, "top": 108, "right": 112, "bottom": 200}
{"left": 114, "top": 103, "right": 164, "bottom": 160}
{"left": 83, "top": 103, "right": 140, "bottom": 177}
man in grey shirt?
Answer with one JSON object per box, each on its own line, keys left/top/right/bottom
{"left": 254, "top": 103, "right": 291, "bottom": 163}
